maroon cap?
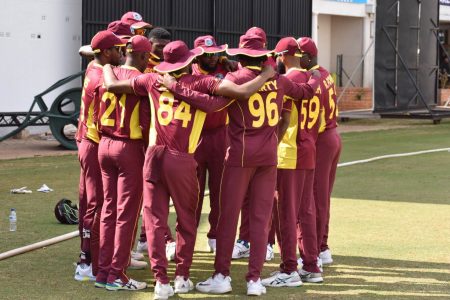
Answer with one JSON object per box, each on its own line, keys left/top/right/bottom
{"left": 126, "top": 35, "right": 152, "bottom": 53}
{"left": 155, "top": 40, "right": 204, "bottom": 73}
{"left": 297, "top": 37, "right": 318, "bottom": 57}
{"left": 194, "top": 35, "right": 227, "bottom": 53}
{"left": 107, "top": 21, "right": 132, "bottom": 41}
{"left": 131, "top": 21, "right": 152, "bottom": 30}
{"left": 274, "top": 37, "right": 302, "bottom": 57}
{"left": 91, "top": 30, "right": 125, "bottom": 53}
{"left": 226, "top": 34, "right": 273, "bottom": 57}
{"left": 121, "top": 11, "right": 144, "bottom": 26}
{"left": 246, "top": 27, "right": 267, "bottom": 44}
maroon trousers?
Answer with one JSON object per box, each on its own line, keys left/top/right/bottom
{"left": 239, "top": 196, "right": 276, "bottom": 244}
{"left": 314, "top": 128, "right": 342, "bottom": 252}
{"left": 96, "top": 137, "right": 145, "bottom": 284}
{"left": 143, "top": 147, "right": 199, "bottom": 284}
{"left": 274, "top": 169, "right": 319, "bottom": 273}
{"left": 214, "top": 165, "right": 276, "bottom": 282}
{"left": 194, "top": 126, "right": 228, "bottom": 238}
{"left": 77, "top": 139, "right": 103, "bottom": 274}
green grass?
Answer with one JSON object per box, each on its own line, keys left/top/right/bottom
{"left": 1, "top": 123, "right": 450, "bottom": 299}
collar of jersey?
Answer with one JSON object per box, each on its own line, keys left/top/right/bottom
{"left": 120, "top": 65, "right": 140, "bottom": 72}
{"left": 197, "top": 64, "right": 210, "bottom": 75}
{"left": 309, "top": 65, "right": 320, "bottom": 71}
{"left": 245, "top": 65, "right": 262, "bottom": 71}
{"left": 286, "top": 67, "right": 307, "bottom": 74}
{"left": 173, "top": 72, "right": 189, "bottom": 79}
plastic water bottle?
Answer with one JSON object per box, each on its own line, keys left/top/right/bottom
{"left": 9, "top": 208, "right": 17, "bottom": 232}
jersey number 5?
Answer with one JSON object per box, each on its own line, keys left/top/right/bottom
{"left": 300, "top": 96, "right": 320, "bottom": 130}
{"left": 157, "top": 91, "right": 192, "bottom": 128}
{"left": 248, "top": 92, "right": 279, "bottom": 128}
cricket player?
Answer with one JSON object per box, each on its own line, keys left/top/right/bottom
{"left": 94, "top": 36, "right": 153, "bottom": 291}
{"left": 191, "top": 35, "right": 230, "bottom": 253}
{"left": 74, "top": 30, "right": 123, "bottom": 282}
{"left": 297, "top": 37, "right": 342, "bottom": 265}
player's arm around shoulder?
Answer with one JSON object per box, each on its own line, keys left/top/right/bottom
{"left": 283, "top": 69, "right": 321, "bottom": 100}
{"left": 162, "top": 73, "right": 230, "bottom": 113}
{"left": 102, "top": 64, "right": 134, "bottom": 94}
{"left": 216, "top": 65, "right": 276, "bottom": 99}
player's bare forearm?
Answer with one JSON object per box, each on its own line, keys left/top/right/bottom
{"left": 167, "top": 81, "right": 231, "bottom": 113}
{"left": 278, "top": 111, "right": 291, "bottom": 144}
{"left": 217, "top": 65, "right": 276, "bottom": 99}
{"left": 102, "top": 64, "right": 134, "bottom": 94}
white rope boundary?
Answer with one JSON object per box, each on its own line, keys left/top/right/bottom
{"left": 1, "top": 147, "right": 449, "bottom": 260}
{"left": 337, "top": 147, "right": 450, "bottom": 167}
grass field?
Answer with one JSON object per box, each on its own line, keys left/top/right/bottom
{"left": 1, "top": 120, "right": 450, "bottom": 299}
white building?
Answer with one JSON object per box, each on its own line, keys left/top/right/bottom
{"left": 312, "top": 0, "right": 375, "bottom": 88}
{"left": 0, "top": 0, "right": 82, "bottom": 134}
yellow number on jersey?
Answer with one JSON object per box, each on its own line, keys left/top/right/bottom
{"left": 157, "top": 92, "right": 193, "bottom": 127}
{"left": 157, "top": 92, "right": 174, "bottom": 126}
{"left": 307, "top": 96, "right": 320, "bottom": 129}
{"left": 248, "top": 92, "right": 279, "bottom": 128}
{"left": 100, "top": 92, "right": 127, "bottom": 127}
{"left": 174, "top": 102, "right": 192, "bottom": 128}
{"left": 328, "top": 88, "right": 338, "bottom": 120}
{"left": 300, "top": 96, "right": 320, "bottom": 130}
{"left": 79, "top": 77, "right": 91, "bottom": 122}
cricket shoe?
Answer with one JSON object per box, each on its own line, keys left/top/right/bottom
{"left": 298, "top": 268, "right": 323, "bottom": 283}
{"left": 94, "top": 281, "right": 106, "bottom": 288}
{"left": 247, "top": 278, "right": 267, "bottom": 296}
{"left": 231, "top": 240, "right": 250, "bottom": 259}
{"left": 136, "top": 241, "right": 148, "bottom": 253}
{"left": 261, "top": 271, "right": 302, "bottom": 287}
{"left": 265, "top": 244, "right": 274, "bottom": 261}
{"left": 128, "top": 258, "right": 148, "bottom": 270}
{"left": 196, "top": 273, "right": 232, "bottom": 294}
{"left": 166, "top": 241, "right": 176, "bottom": 261}
{"left": 154, "top": 281, "right": 174, "bottom": 299}
{"left": 106, "top": 278, "right": 147, "bottom": 291}
{"left": 319, "top": 249, "right": 333, "bottom": 265}
{"left": 207, "top": 238, "right": 216, "bottom": 253}
{"left": 131, "top": 250, "right": 145, "bottom": 261}
{"left": 74, "top": 263, "right": 96, "bottom": 282}
{"left": 174, "top": 276, "right": 194, "bottom": 293}
{"left": 317, "top": 257, "right": 324, "bottom": 272}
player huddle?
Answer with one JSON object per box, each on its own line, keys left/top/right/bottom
{"left": 74, "top": 10, "right": 342, "bottom": 300}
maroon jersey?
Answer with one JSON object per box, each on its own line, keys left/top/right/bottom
{"left": 224, "top": 66, "right": 319, "bottom": 167}
{"left": 132, "top": 73, "right": 222, "bottom": 154}
{"left": 76, "top": 62, "right": 103, "bottom": 143}
{"left": 97, "top": 65, "right": 150, "bottom": 141}
{"left": 278, "top": 68, "right": 321, "bottom": 170}
{"left": 314, "top": 65, "right": 338, "bottom": 133}
{"left": 191, "top": 63, "right": 229, "bottom": 130}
